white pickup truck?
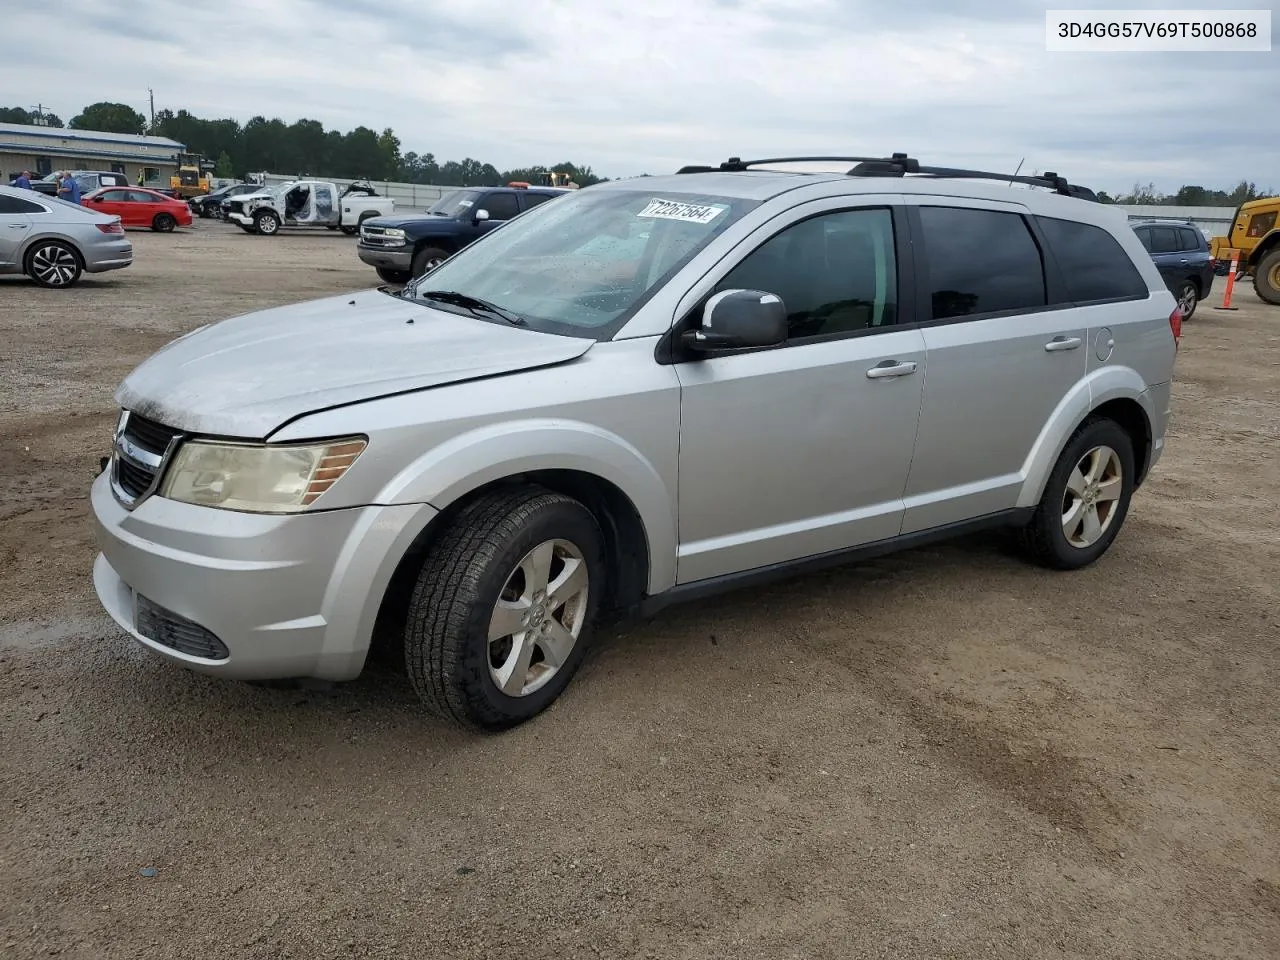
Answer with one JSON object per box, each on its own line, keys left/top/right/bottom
{"left": 224, "top": 179, "right": 395, "bottom": 236}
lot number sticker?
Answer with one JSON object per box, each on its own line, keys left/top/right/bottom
{"left": 637, "top": 198, "right": 726, "bottom": 224}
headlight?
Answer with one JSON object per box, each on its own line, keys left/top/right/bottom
{"left": 158, "top": 437, "right": 366, "bottom": 513}
{"left": 377, "top": 227, "right": 405, "bottom": 238}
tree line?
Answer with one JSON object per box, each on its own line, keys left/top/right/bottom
{"left": 1, "top": 102, "right": 605, "bottom": 188}
{"left": 5, "top": 103, "right": 1273, "bottom": 201}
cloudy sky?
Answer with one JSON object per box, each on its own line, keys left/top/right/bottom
{"left": 5, "top": 0, "right": 1277, "bottom": 193}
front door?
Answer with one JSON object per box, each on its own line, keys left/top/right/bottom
{"left": 899, "top": 200, "right": 1089, "bottom": 533}
{"left": 90, "top": 189, "right": 134, "bottom": 225}
{"left": 477, "top": 191, "right": 520, "bottom": 237}
{"left": 672, "top": 202, "right": 926, "bottom": 584}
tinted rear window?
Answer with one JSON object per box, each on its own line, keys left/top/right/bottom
{"left": 918, "top": 206, "right": 1046, "bottom": 319}
{"left": 1037, "top": 216, "right": 1149, "bottom": 303}
{"left": 0, "top": 194, "right": 45, "bottom": 214}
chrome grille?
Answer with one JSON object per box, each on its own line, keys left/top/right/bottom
{"left": 136, "top": 594, "right": 229, "bottom": 660}
{"left": 110, "top": 411, "right": 183, "bottom": 508}
{"left": 359, "top": 225, "right": 401, "bottom": 247}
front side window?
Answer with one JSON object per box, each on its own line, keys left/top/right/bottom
{"left": 919, "top": 206, "right": 1047, "bottom": 319}
{"left": 716, "top": 207, "right": 898, "bottom": 339}
{"left": 406, "top": 188, "right": 758, "bottom": 338}
{"left": 480, "top": 192, "right": 520, "bottom": 221}
{"left": 1037, "top": 216, "right": 1149, "bottom": 303}
{"left": 99, "top": 190, "right": 130, "bottom": 202}
{"left": 1246, "top": 211, "right": 1276, "bottom": 238}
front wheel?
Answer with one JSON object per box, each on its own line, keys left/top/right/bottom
{"left": 412, "top": 246, "right": 449, "bottom": 277}
{"left": 1255, "top": 249, "right": 1280, "bottom": 305}
{"left": 403, "top": 486, "right": 606, "bottom": 731}
{"left": 254, "top": 211, "right": 280, "bottom": 235}
{"left": 376, "top": 267, "right": 412, "bottom": 285}
{"left": 1018, "top": 418, "right": 1135, "bottom": 570}
{"left": 152, "top": 213, "right": 176, "bottom": 232}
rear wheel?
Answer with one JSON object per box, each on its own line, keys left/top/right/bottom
{"left": 376, "top": 267, "right": 412, "bottom": 285}
{"left": 24, "top": 240, "right": 83, "bottom": 288}
{"left": 412, "top": 246, "right": 449, "bottom": 278}
{"left": 152, "top": 213, "right": 176, "bottom": 232}
{"left": 403, "top": 486, "right": 605, "bottom": 731}
{"left": 1255, "top": 249, "right": 1280, "bottom": 305}
{"left": 1018, "top": 418, "right": 1135, "bottom": 570}
{"left": 1176, "top": 280, "right": 1198, "bottom": 320}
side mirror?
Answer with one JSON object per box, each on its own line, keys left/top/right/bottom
{"left": 680, "top": 289, "right": 788, "bottom": 352}
{"left": 475, "top": 209, "right": 490, "bottom": 222}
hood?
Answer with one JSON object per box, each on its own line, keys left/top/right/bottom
{"left": 115, "top": 289, "right": 594, "bottom": 438}
{"left": 365, "top": 212, "right": 457, "bottom": 230}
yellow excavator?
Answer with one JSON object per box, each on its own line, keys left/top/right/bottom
{"left": 169, "top": 152, "right": 216, "bottom": 200}
{"left": 1210, "top": 196, "right": 1280, "bottom": 304}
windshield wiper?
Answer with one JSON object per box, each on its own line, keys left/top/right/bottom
{"left": 418, "top": 290, "right": 527, "bottom": 326}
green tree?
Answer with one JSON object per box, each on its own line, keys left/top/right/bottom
{"left": 214, "top": 151, "right": 235, "bottom": 178}
{"left": 69, "top": 101, "right": 146, "bottom": 135}
{"left": 377, "top": 128, "right": 402, "bottom": 180}
{"left": 0, "top": 106, "right": 64, "bottom": 127}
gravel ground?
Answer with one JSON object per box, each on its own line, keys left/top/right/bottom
{"left": 1, "top": 224, "right": 1278, "bottom": 960}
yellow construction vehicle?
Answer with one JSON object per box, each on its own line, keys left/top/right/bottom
{"left": 169, "top": 152, "right": 216, "bottom": 200}
{"left": 1210, "top": 196, "right": 1280, "bottom": 304}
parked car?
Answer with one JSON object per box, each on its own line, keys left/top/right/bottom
{"left": 82, "top": 187, "right": 194, "bottom": 232}
{"left": 223, "top": 179, "right": 394, "bottom": 235}
{"left": 30, "top": 170, "right": 130, "bottom": 198}
{"left": 0, "top": 184, "right": 132, "bottom": 287}
{"left": 357, "top": 185, "right": 569, "bottom": 284}
{"left": 188, "top": 182, "right": 266, "bottom": 219}
{"left": 90, "top": 155, "right": 1179, "bottom": 731}
{"left": 1130, "top": 219, "right": 1214, "bottom": 319}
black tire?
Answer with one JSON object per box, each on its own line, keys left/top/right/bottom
{"left": 254, "top": 210, "right": 280, "bottom": 236}
{"left": 412, "top": 246, "right": 449, "bottom": 278}
{"left": 1255, "top": 248, "right": 1280, "bottom": 305}
{"left": 403, "top": 486, "right": 606, "bottom": 731}
{"left": 152, "top": 213, "right": 176, "bottom": 232}
{"left": 1176, "top": 280, "right": 1198, "bottom": 320}
{"left": 377, "top": 267, "right": 412, "bottom": 285}
{"left": 24, "top": 240, "right": 83, "bottom": 288}
{"left": 1018, "top": 417, "right": 1135, "bottom": 571}
{"left": 237, "top": 223, "right": 255, "bottom": 233}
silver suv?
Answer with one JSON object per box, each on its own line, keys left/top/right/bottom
{"left": 91, "top": 155, "right": 1179, "bottom": 731}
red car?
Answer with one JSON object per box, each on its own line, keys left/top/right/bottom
{"left": 81, "top": 187, "right": 193, "bottom": 232}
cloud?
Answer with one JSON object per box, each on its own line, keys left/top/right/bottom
{"left": 2, "top": 0, "right": 1276, "bottom": 192}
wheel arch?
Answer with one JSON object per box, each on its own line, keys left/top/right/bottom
{"left": 1017, "top": 370, "right": 1157, "bottom": 510}
{"left": 1246, "top": 230, "right": 1280, "bottom": 268}
{"left": 367, "top": 468, "right": 655, "bottom": 669}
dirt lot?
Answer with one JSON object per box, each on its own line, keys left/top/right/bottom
{"left": 1, "top": 224, "right": 1277, "bottom": 960}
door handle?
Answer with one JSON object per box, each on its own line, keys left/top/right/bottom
{"left": 8, "top": 224, "right": 27, "bottom": 229}
{"left": 866, "top": 360, "right": 917, "bottom": 379}
{"left": 1044, "top": 337, "right": 1081, "bottom": 352}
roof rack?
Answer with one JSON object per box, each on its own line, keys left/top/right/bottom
{"left": 676, "top": 153, "right": 1098, "bottom": 201}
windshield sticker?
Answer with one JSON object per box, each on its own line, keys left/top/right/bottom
{"left": 636, "top": 198, "right": 726, "bottom": 225}
{"left": 456, "top": 199, "right": 473, "bottom": 208}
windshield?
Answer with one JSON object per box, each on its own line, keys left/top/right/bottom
{"left": 407, "top": 187, "right": 758, "bottom": 338}
{"left": 426, "top": 189, "right": 483, "bottom": 217}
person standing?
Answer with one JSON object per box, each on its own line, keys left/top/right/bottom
{"left": 10, "top": 169, "right": 32, "bottom": 189}
{"left": 57, "top": 171, "right": 81, "bottom": 205}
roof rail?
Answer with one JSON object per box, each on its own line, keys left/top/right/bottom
{"left": 675, "top": 153, "right": 1099, "bottom": 201}
{"left": 677, "top": 153, "right": 920, "bottom": 175}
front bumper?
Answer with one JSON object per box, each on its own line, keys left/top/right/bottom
{"left": 226, "top": 211, "right": 253, "bottom": 226}
{"left": 357, "top": 245, "right": 412, "bottom": 271}
{"left": 90, "top": 469, "right": 437, "bottom": 682}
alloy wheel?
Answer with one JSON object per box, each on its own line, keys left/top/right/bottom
{"left": 1061, "top": 445, "right": 1123, "bottom": 548}
{"left": 487, "top": 538, "right": 590, "bottom": 697}
{"left": 29, "top": 244, "right": 79, "bottom": 286}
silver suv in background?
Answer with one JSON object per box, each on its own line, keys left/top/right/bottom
{"left": 0, "top": 185, "right": 133, "bottom": 287}
{"left": 90, "top": 155, "right": 1179, "bottom": 731}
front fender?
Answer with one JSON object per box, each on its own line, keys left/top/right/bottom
{"left": 377, "top": 419, "right": 677, "bottom": 594}
{"left": 1016, "top": 365, "right": 1154, "bottom": 509}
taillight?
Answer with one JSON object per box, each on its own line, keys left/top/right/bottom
{"left": 1168, "top": 307, "right": 1182, "bottom": 349}
{"left": 95, "top": 221, "right": 124, "bottom": 235}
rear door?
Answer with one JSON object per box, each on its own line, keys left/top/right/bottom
{"left": 0, "top": 193, "right": 41, "bottom": 267}
{"left": 126, "top": 190, "right": 164, "bottom": 225}
{"left": 899, "top": 199, "right": 1088, "bottom": 533}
